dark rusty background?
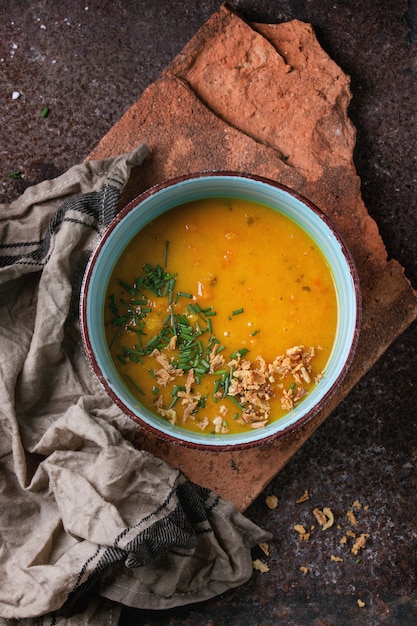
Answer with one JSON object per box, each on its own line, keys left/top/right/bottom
{"left": 1, "top": 1, "right": 416, "bottom": 623}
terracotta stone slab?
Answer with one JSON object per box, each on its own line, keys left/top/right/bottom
{"left": 87, "top": 5, "right": 417, "bottom": 511}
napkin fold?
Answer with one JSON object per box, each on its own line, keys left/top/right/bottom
{"left": 0, "top": 144, "right": 270, "bottom": 625}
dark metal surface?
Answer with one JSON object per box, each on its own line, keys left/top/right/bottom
{"left": 1, "top": 1, "right": 416, "bottom": 623}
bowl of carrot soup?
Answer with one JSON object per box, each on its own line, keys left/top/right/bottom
{"left": 80, "top": 172, "right": 361, "bottom": 450}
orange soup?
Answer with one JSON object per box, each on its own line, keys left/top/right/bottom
{"left": 104, "top": 197, "right": 338, "bottom": 435}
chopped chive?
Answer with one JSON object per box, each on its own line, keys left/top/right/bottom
{"left": 226, "top": 394, "right": 245, "bottom": 410}
{"left": 145, "top": 285, "right": 158, "bottom": 296}
{"left": 146, "top": 335, "right": 162, "bottom": 349}
{"left": 232, "top": 307, "right": 244, "bottom": 316}
{"left": 109, "top": 327, "right": 122, "bottom": 348}
{"left": 111, "top": 316, "right": 127, "bottom": 326}
{"left": 203, "top": 309, "right": 217, "bottom": 316}
{"left": 9, "top": 170, "right": 22, "bottom": 179}
{"left": 170, "top": 306, "right": 176, "bottom": 335}
{"left": 168, "top": 396, "right": 178, "bottom": 410}
{"left": 130, "top": 298, "right": 148, "bottom": 305}
{"left": 41, "top": 107, "right": 50, "bottom": 118}
{"left": 179, "top": 328, "right": 193, "bottom": 339}
{"left": 250, "top": 329, "right": 259, "bottom": 336}
{"left": 125, "top": 374, "right": 145, "bottom": 395}
{"left": 177, "top": 291, "right": 193, "bottom": 299}
{"left": 164, "top": 240, "right": 169, "bottom": 267}
{"left": 211, "top": 369, "right": 228, "bottom": 375}
{"left": 230, "top": 348, "right": 250, "bottom": 359}
{"left": 152, "top": 386, "right": 159, "bottom": 395}
{"left": 233, "top": 412, "right": 239, "bottom": 420}
{"left": 124, "top": 347, "right": 145, "bottom": 357}
{"left": 118, "top": 279, "right": 136, "bottom": 295}
{"left": 168, "top": 280, "right": 176, "bottom": 304}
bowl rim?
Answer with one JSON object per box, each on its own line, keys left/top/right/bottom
{"left": 80, "top": 171, "right": 362, "bottom": 451}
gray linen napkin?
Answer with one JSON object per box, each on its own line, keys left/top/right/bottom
{"left": 0, "top": 144, "right": 270, "bottom": 625}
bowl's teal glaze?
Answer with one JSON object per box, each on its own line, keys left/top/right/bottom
{"left": 81, "top": 173, "right": 361, "bottom": 450}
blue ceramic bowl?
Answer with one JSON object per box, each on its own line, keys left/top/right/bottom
{"left": 80, "top": 172, "right": 361, "bottom": 450}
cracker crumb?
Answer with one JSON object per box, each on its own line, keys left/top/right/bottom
{"left": 212, "top": 415, "right": 229, "bottom": 434}
{"left": 294, "top": 524, "right": 310, "bottom": 541}
{"left": 252, "top": 559, "right": 269, "bottom": 573}
{"left": 259, "top": 542, "right": 270, "bottom": 557}
{"left": 227, "top": 345, "right": 320, "bottom": 425}
{"left": 357, "top": 599, "right": 365, "bottom": 608}
{"left": 330, "top": 554, "right": 343, "bottom": 562}
{"left": 347, "top": 509, "right": 358, "bottom": 526}
{"left": 352, "top": 499, "right": 362, "bottom": 510}
{"left": 300, "top": 566, "right": 309, "bottom": 574}
{"left": 352, "top": 533, "right": 369, "bottom": 555}
{"left": 151, "top": 349, "right": 183, "bottom": 386}
{"left": 296, "top": 490, "right": 310, "bottom": 503}
{"left": 158, "top": 408, "right": 177, "bottom": 424}
{"left": 346, "top": 530, "right": 357, "bottom": 538}
{"left": 294, "top": 524, "right": 307, "bottom": 534}
{"left": 313, "top": 508, "right": 327, "bottom": 526}
{"left": 208, "top": 343, "right": 226, "bottom": 372}
{"left": 322, "top": 507, "right": 334, "bottom": 530}
{"left": 197, "top": 416, "right": 209, "bottom": 431}
{"left": 265, "top": 494, "right": 278, "bottom": 509}
{"left": 313, "top": 507, "right": 334, "bottom": 530}
{"left": 340, "top": 536, "right": 348, "bottom": 545}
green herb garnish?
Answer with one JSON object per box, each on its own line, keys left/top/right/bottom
{"left": 9, "top": 170, "right": 22, "bottom": 179}
{"left": 125, "top": 373, "right": 145, "bottom": 395}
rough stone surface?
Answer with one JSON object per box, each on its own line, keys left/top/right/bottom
{"left": 3, "top": 1, "right": 417, "bottom": 622}
{"left": 88, "top": 4, "right": 417, "bottom": 511}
